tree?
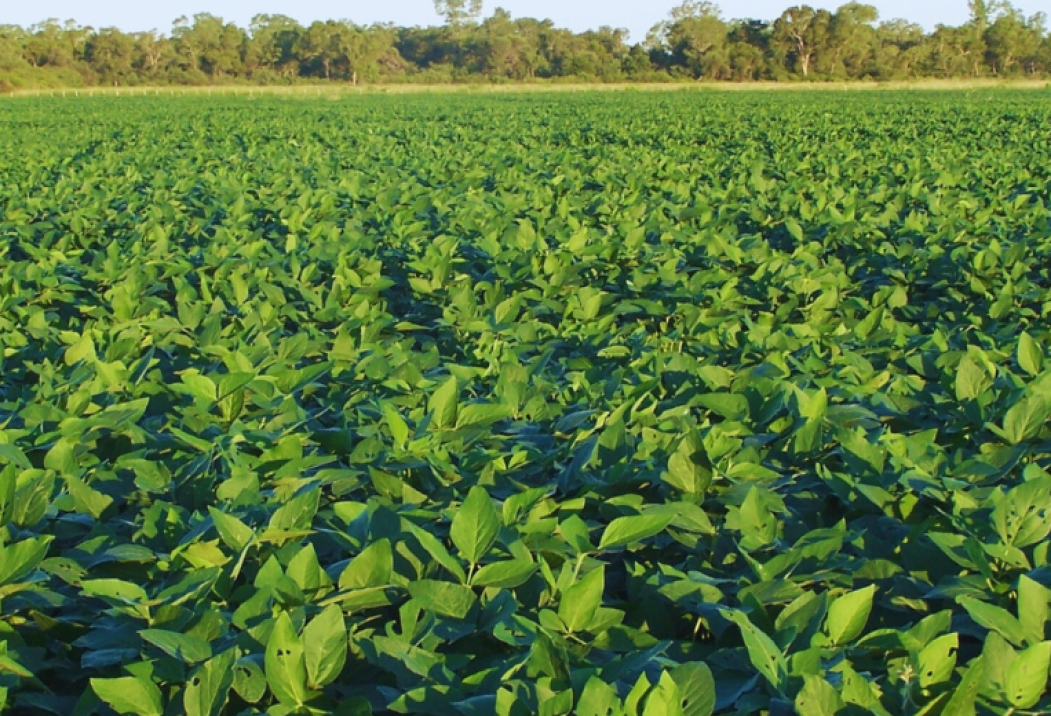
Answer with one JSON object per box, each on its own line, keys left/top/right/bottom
{"left": 297, "top": 21, "right": 344, "bottom": 79}
{"left": 171, "top": 14, "right": 245, "bottom": 79}
{"left": 727, "top": 20, "right": 771, "bottom": 80}
{"left": 435, "top": 0, "right": 484, "bottom": 29}
{"left": 549, "top": 26, "right": 629, "bottom": 81}
{"left": 926, "top": 23, "right": 986, "bottom": 76}
{"left": 132, "top": 31, "right": 175, "bottom": 80}
{"left": 984, "top": 6, "right": 1045, "bottom": 75}
{"left": 396, "top": 25, "right": 456, "bottom": 71}
{"left": 246, "top": 14, "right": 302, "bottom": 78}
{"left": 0, "top": 3, "right": 1048, "bottom": 90}
{"left": 85, "top": 27, "right": 136, "bottom": 83}
{"left": 872, "top": 19, "right": 926, "bottom": 79}
{"left": 664, "top": 3, "right": 729, "bottom": 78}
{"left": 772, "top": 6, "right": 832, "bottom": 77}
{"left": 476, "top": 9, "right": 546, "bottom": 80}
{"left": 23, "top": 19, "right": 89, "bottom": 68}
{"left": 0, "top": 25, "right": 30, "bottom": 71}
{"left": 340, "top": 23, "right": 399, "bottom": 84}
{"left": 823, "top": 3, "right": 878, "bottom": 78}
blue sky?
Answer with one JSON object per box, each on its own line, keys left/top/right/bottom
{"left": 5, "top": 0, "right": 1047, "bottom": 41}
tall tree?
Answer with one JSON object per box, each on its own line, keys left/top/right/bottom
{"left": 984, "top": 5, "right": 1045, "bottom": 75}
{"left": 1, "top": 3, "right": 1048, "bottom": 90}
{"left": 132, "top": 31, "right": 174, "bottom": 80}
{"left": 23, "top": 19, "right": 89, "bottom": 68}
{"left": 927, "top": 23, "right": 986, "bottom": 76}
{"left": 661, "top": 2, "right": 729, "bottom": 79}
{"left": 823, "top": 3, "right": 878, "bottom": 78}
{"left": 297, "top": 20, "right": 344, "bottom": 79}
{"left": 726, "top": 20, "right": 771, "bottom": 80}
{"left": 171, "top": 14, "right": 245, "bottom": 78}
{"left": 85, "top": 27, "right": 136, "bottom": 83}
{"left": 772, "top": 6, "right": 832, "bottom": 77}
{"left": 340, "top": 23, "right": 399, "bottom": 84}
{"left": 476, "top": 9, "right": 546, "bottom": 79}
{"left": 0, "top": 25, "right": 30, "bottom": 71}
{"left": 246, "top": 14, "right": 302, "bottom": 78}
{"left": 872, "top": 19, "right": 926, "bottom": 79}
{"left": 435, "top": 0, "right": 484, "bottom": 29}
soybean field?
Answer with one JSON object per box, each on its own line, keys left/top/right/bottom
{"left": 2, "top": 91, "right": 1051, "bottom": 715}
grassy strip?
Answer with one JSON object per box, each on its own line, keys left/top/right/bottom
{"left": 4, "top": 78, "right": 1049, "bottom": 98}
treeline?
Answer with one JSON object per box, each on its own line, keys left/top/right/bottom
{"left": 1, "top": 0, "right": 1049, "bottom": 91}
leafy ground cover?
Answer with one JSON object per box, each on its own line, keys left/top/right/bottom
{"left": 1, "top": 91, "right": 1051, "bottom": 715}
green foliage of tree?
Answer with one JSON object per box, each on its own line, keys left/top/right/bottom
{"left": 435, "top": 0, "right": 484, "bottom": 28}
{"left": 1, "top": 0, "right": 1049, "bottom": 90}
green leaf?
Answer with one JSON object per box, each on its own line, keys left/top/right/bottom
{"left": 995, "top": 395, "right": 1051, "bottom": 445}
{"left": 0, "top": 536, "right": 52, "bottom": 586}
{"left": 558, "top": 565, "right": 605, "bottom": 633}
{"left": 737, "top": 486, "right": 778, "bottom": 551}
{"left": 303, "top": 604, "right": 347, "bottom": 689}
{"left": 793, "top": 675, "right": 844, "bottom": 716}
{"left": 456, "top": 403, "right": 513, "bottom": 429}
{"left": 960, "top": 597, "right": 1028, "bottom": 647}
{"left": 1004, "top": 641, "right": 1051, "bottom": 709}
{"left": 64, "top": 333, "right": 96, "bottom": 366}
{"left": 838, "top": 662, "right": 888, "bottom": 714}
{"left": 644, "top": 671, "right": 685, "bottom": 716}
{"left": 598, "top": 513, "right": 673, "bottom": 551}
{"left": 577, "top": 676, "right": 618, "bottom": 716}
{"left": 232, "top": 656, "right": 266, "bottom": 704}
{"left": 792, "top": 386, "right": 827, "bottom": 453}
{"left": 669, "top": 662, "right": 716, "bottom": 716}
{"left": 992, "top": 476, "right": 1051, "bottom": 548}
{"left": 184, "top": 648, "right": 236, "bottom": 716}
{"left": 383, "top": 403, "right": 409, "bottom": 448}
{"left": 91, "top": 676, "right": 164, "bottom": 716}
{"left": 208, "top": 507, "right": 255, "bottom": 552}
{"left": 81, "top": 578, "right": 149, "bottom": 604}
{"left": 180, "top": 370, "right": 218, "bottom": 403}
{"left": 1018, "top": 332, "right": 1044, "bottom": 376}
{"left": 139, "top": 629, "right": 213, "bottom": 664}
{"left": 956, "top": 356, "right": 991, "bottom": 402}
{"left": 0, "top": 467, "right": 12, "bottom": 528}
{"left": 470, "top": 559, "right": 538, "bottom": 589}
{"left": 65, "top": 474, "right": 114, "bottom": 518}
{"left": 664, "top": 442, "right": 712, "bottom": 497}
{"left": 44, "top": 438, "right": 77, "bottom": 474}
{"left": 942, "top": 655, "right": 985, "bottom": 716}
{"left": 265, "top": 612, "right": 310, "bottom": 707}
{"left": 407, "top": 579, "right": 477, "bottom": 619}
{"left": 626, "top": 672, "right": 653, "bottom": 716}
{"left": 825, "top": 585, "right": 876, "bottom": 646}
{"left": 268, "top": 488, "right": 320, "bottom": 531}
{"left": 286, "top": 542, "right": 327, "bottom": 593}
{"left": 916, "top": 633, "right": 958, "bottom": 688}
{"left": 403, "top": 520, "right": 467, "bottom": 584}
{"left": 724, "top": 609, "right": 787, "bottom": 692}
{"left": 0, "top": 641, "right": 31, "bottom": 679}
{"left": 559, "top": 515, "right": 594, "bottom": 554}
{"left": 1018, "top": 575, "right": 1050, "bottom": 646}
{"left": 428, "top": 375, "right": 459, "bottom": 429}
{"left": 339, "top": 538, "right": 393, "bottom": 590}
{"left": 450, "top": 485, "right": 501, "bottom": 565}
{"left": 0, "top": 444, "right": 31, "bottom": 470}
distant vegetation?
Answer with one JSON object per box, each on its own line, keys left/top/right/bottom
{"left": 1, "top": 0, "right": 1049, "bottom": 92}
